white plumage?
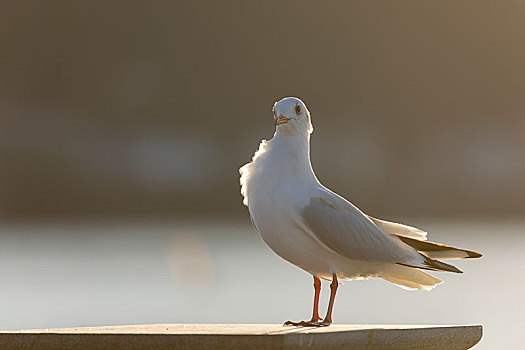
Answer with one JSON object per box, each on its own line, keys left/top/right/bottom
{"left": 239, "top": 97, "right": 481, "bottom": 325}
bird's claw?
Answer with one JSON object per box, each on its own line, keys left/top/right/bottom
{"left": 283, "top": 320, "right": 330, "bottom": 327}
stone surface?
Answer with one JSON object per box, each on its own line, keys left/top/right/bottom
{"left": 0, "top": 324, "right": 482, "bottom": 349}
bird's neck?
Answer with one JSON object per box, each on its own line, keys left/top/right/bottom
{"left": 269, "top": 129, "right": 317, "bottom": 183}
{"left": 273, "top": 128, "right": 311, "bottom": 155}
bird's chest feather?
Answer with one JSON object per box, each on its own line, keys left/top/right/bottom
{"left": 246, "top": 154, "right": 308, "bottom": 223}
{"left": 247, "top": 162, "right": 312, "bottom": 247}
{"left": 249, "top": 174, "right": 299, "bottom": 222}
{"left": 240, "top": 136, "right": 323, "bottom": 259}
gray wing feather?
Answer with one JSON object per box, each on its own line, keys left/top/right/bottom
{"left": 250, "top": 214, "right": 259, "bottom": 232}
{"left": 300, "top": 191, "right": 418, "bottom": 263}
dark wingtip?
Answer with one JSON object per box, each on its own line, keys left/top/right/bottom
{"left": 466, "top": 251, "right": 483, "bottom": 259}
{"left": 450, "top": 265, "right": 463, "bottom": 274}
{"left": 422, "top": 255, "right": 463, "bottom": 274}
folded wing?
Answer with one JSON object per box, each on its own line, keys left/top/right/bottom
{"left": 299, "top": 190, "right": 420, "bottom": 264}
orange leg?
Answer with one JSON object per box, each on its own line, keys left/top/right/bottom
{"left": 321, "top": 273, "right": 339, "bottom": 325}
{"left": 311, "top": 276, "right": 322, "bottom": 322}
{"left": 284, "top": 274, "right": 338, "bottom": 327}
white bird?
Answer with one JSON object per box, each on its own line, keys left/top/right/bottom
{"left": 239, "top": 97, "right": 481, "bottom": 327}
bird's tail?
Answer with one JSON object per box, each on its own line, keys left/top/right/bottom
{"left": 381, "top": 264, "right": 443, "bottom": 291}
{"left": 382, "top": 236, "right": 482, "bottom": 290}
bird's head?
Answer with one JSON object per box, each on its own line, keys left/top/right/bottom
{"left": 272, "top": 97, "right": 313, "bottom": 135}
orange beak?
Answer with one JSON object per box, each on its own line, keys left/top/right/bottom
{"left": 275, "top": 114, "right": 290, "bottom": 125}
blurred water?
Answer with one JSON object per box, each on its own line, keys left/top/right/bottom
{"left": 0, "top": 220, "right": 522, "bottom": 349}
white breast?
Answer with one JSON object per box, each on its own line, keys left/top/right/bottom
{"left": 240, "top": 136, "right": 380, "bottom": 280}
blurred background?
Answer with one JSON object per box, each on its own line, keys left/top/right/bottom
{"left": 0, "top": 1, "right": 524, "bottom": 349}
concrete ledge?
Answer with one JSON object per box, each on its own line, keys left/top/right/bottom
{"left": 0, "top": 324, "right": 482, "bottom": 349}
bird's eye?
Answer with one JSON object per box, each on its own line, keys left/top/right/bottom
{"left": 295, "top": 105, "right": 301, "bottom": 114}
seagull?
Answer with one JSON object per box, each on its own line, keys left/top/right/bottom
{"left": 239, "top": 97, "right": 482, "bottom": 327}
